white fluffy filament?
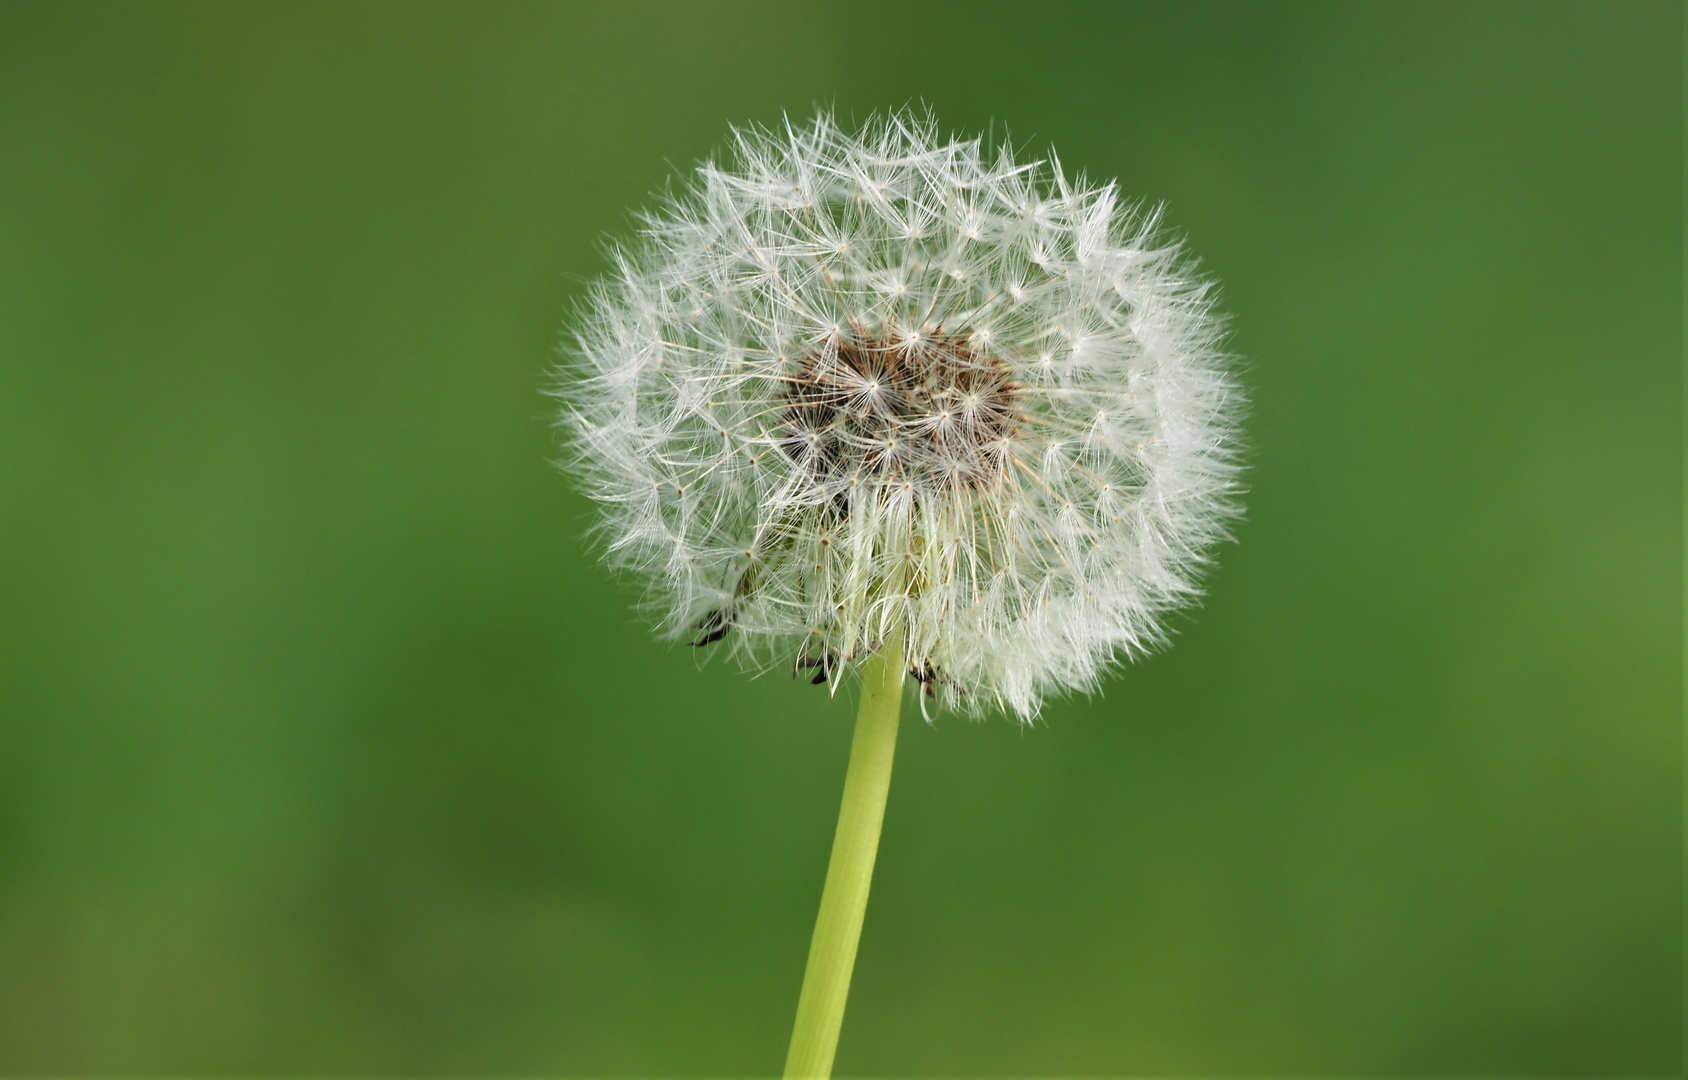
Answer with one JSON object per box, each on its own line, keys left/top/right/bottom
{"left": 558, "top": 113, "right": 1244, "bottom": 719}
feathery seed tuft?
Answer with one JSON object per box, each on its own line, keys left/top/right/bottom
{"left": 557, "top": 113, "right": 1244, "bottom": 718}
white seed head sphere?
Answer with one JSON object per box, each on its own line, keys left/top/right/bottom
{"left": 559, "top": 113, "right": 1244, "bottom": 719}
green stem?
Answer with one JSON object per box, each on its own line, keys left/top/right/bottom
{"left": 784, "top": 643, "right": 907, "bottom": 1079}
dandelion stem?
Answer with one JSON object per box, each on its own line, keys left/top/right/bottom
{"left": 784, "top": 643, "right": 906, "bottom": 1079}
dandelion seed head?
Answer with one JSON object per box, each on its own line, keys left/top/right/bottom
{"left": 557, "top": 112, "right": 1244, "bottom": 719}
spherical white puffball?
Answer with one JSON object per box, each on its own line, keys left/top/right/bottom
{"left": 558, "top": 113, "right": 1244, "bottom": 719}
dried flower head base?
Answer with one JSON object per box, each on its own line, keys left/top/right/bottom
{"left": 558, "top": 112, "right": 1243, "bottom": 1078}
{"left": 722, "top": 322, "right": 1024, "bottom": 697}
{"left": 778, "top": 325, "right": 1022, "bottom": 494}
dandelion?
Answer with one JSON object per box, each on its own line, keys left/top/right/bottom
{"left": 556, "top": 112, "right": 1243, "bottom": 1077}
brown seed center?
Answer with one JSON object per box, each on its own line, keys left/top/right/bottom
{"left": 780, "top": 329, "right": 1022, "bottom": 491}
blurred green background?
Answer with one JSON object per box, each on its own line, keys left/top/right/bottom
{"left": 0, "top": 0, "right": 1680, "bottom": 1074}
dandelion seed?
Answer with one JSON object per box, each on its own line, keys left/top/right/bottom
{"left": 557, "top": 112, "right": 1243, "bottom": 720}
